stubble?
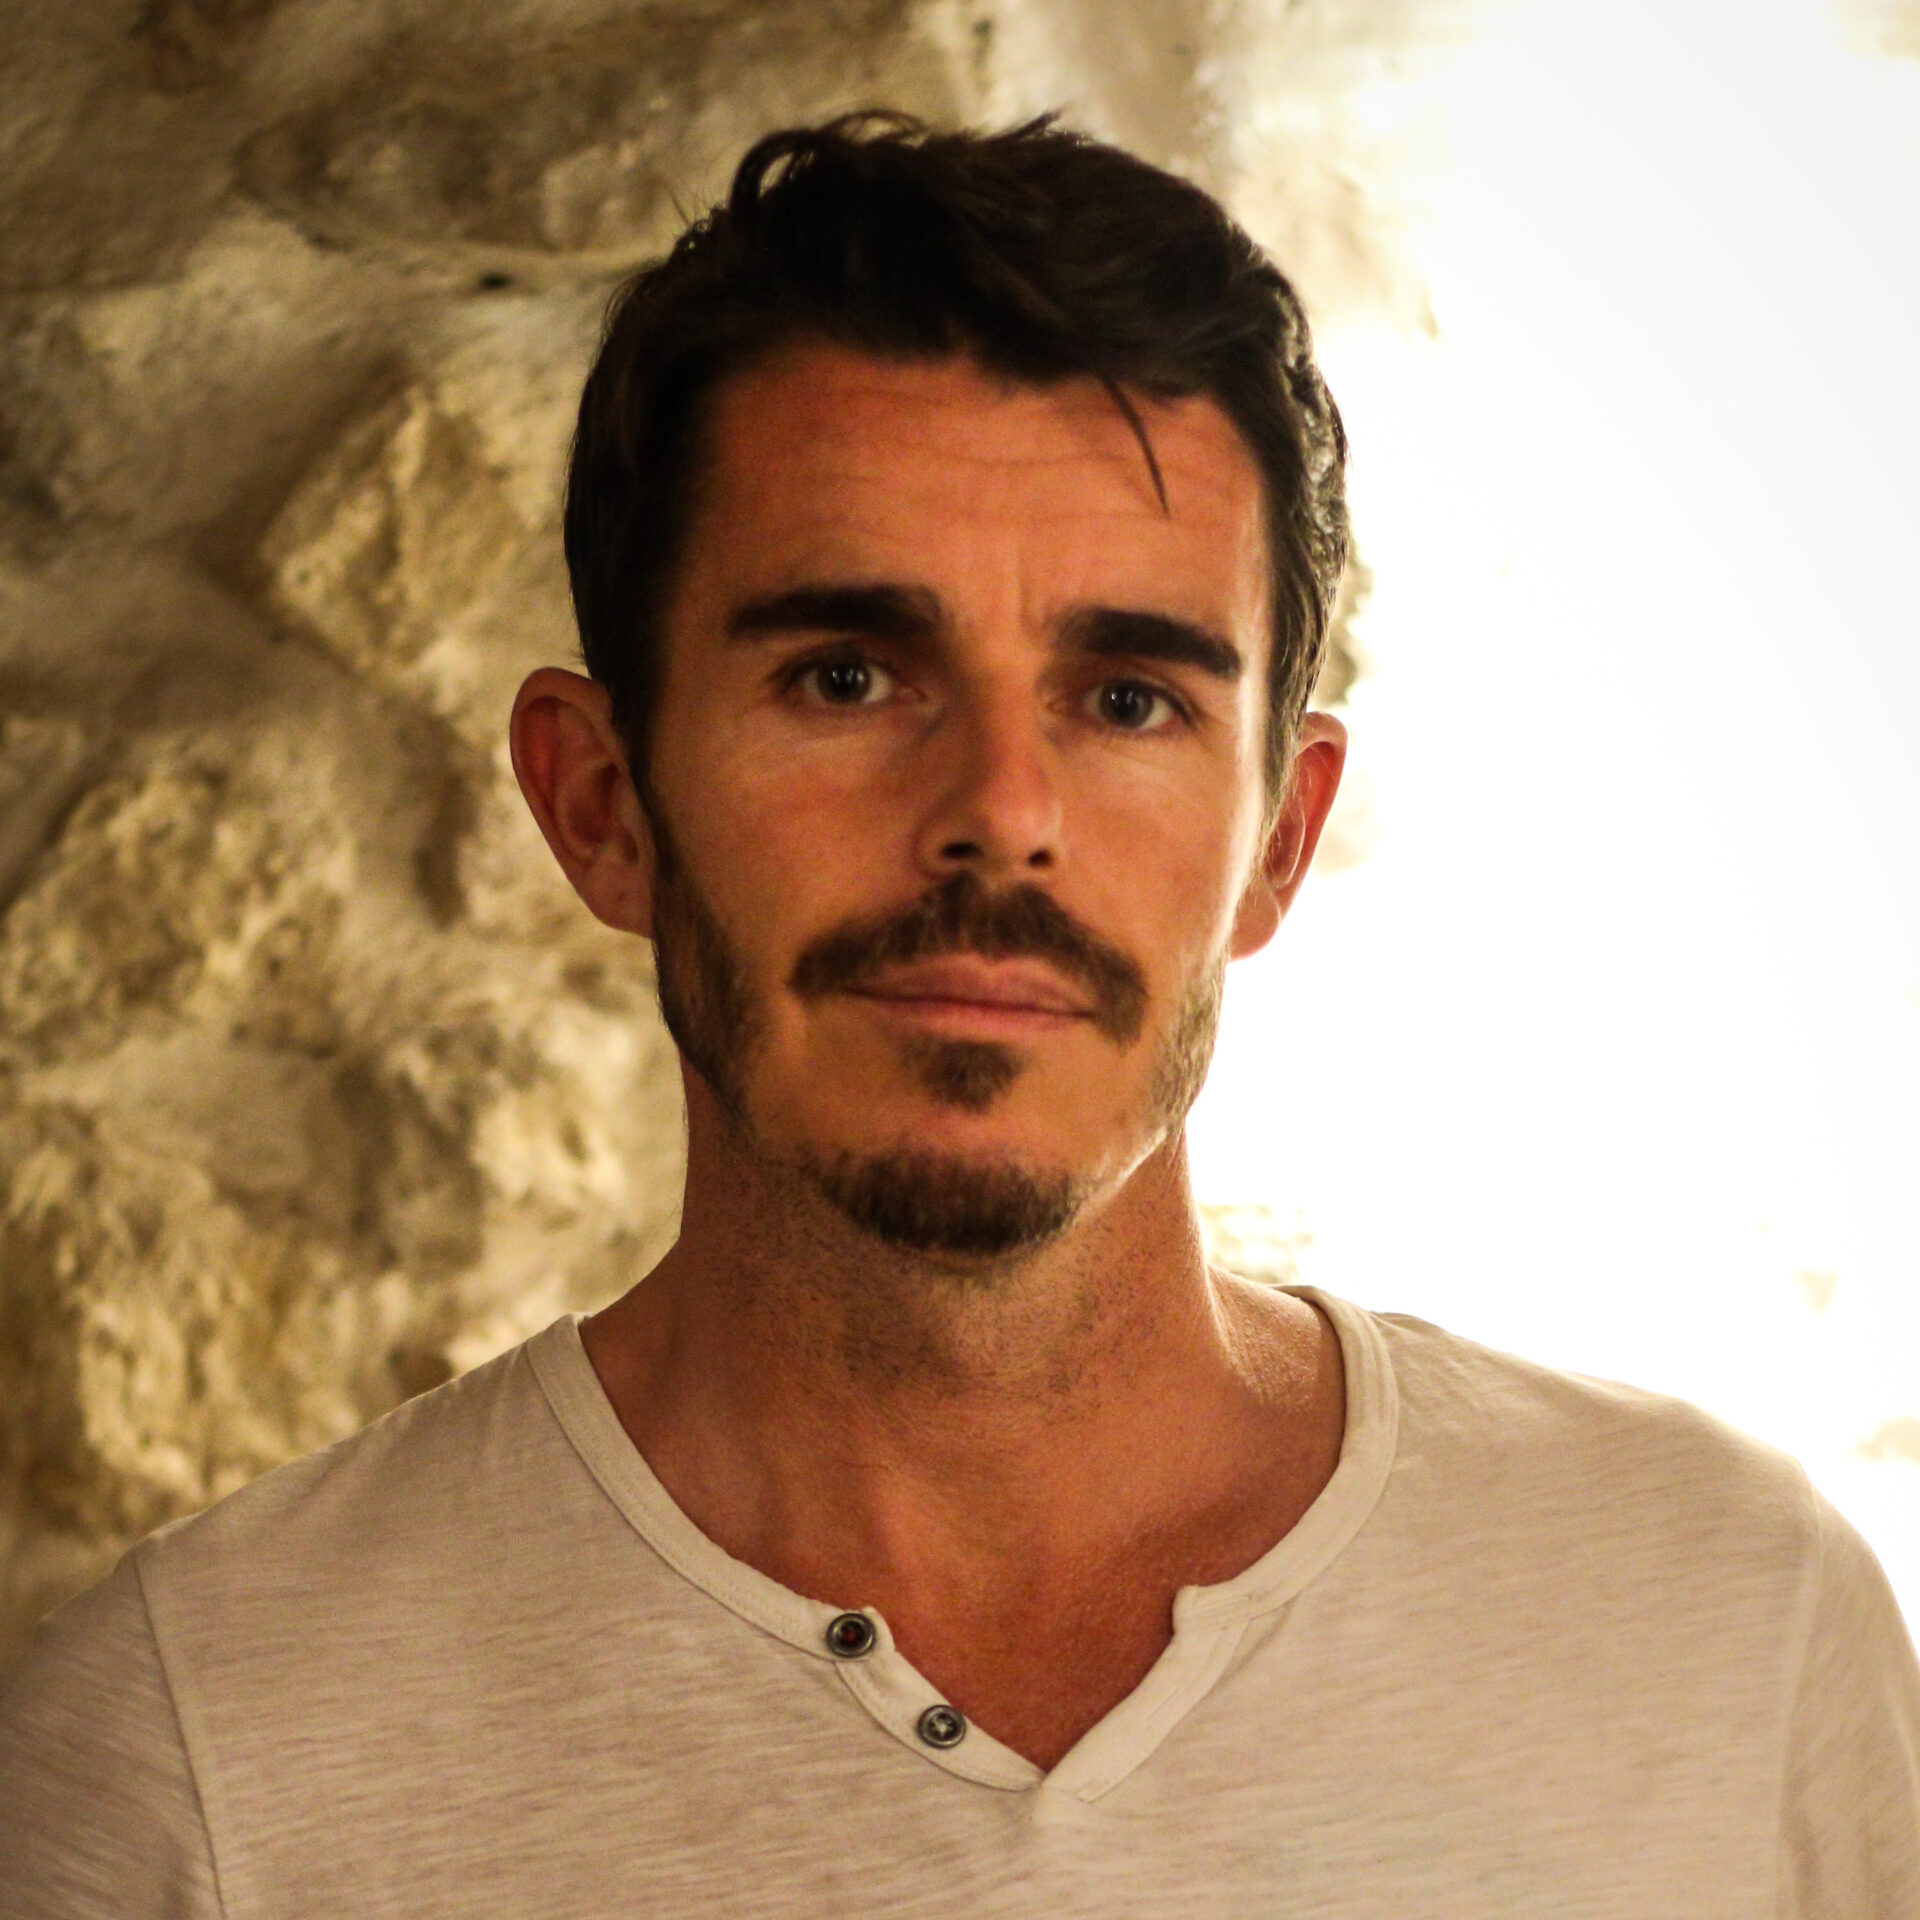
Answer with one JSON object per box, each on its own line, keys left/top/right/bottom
{"left": 648, "top": 831, "right": 1224, "bottom": 1262}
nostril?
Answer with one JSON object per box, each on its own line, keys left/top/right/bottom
{"left": 940, "top": 839, "right": 983, "bottom": 861}
{"left": 1025, "top": 849, "right": 1054, "bottom": 869}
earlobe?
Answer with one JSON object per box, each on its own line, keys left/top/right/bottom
{"left": 509, "top": 667, "right": 659, "bottom": 938}
{"left": 1228, "top": 870, "right": 1283, "bottom": 960}
{"left": 1228, "top": 712, "right": 1348, "bottom": 960}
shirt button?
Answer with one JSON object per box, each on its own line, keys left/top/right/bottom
{"left": 825, "top": 1612, "right": 876, "bottom": 1659}
{"left": 917, "top": 1704, "right": 967, "bottom": 1749}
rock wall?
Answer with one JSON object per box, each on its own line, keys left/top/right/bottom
{"left": 0, "top": 0, "right": 1417, "bottom": 1661}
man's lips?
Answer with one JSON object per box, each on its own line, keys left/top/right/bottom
{"left": 842, "top": 958, "right": 1095, "bottom": 1024}
{"left": 786, "top": 876, "right": 1148, "bottom": 1046}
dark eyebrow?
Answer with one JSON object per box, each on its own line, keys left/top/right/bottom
{"left": 725, "top": 582, "right": 942, "bottom": 643}
{"left": 1060, "top": 607, "right": 1244, "bottom": 682}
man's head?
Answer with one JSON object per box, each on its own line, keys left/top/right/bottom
{"left": 514, "top": 118, "right": 1350, "bottom": 1264}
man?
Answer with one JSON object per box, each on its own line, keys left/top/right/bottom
{"left": 3, "top": 116, "right": 1916, "bottom": 1916}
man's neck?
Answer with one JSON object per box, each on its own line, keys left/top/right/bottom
{"left": 580, "top": 1088, "right": 1345, "bottom": 1769}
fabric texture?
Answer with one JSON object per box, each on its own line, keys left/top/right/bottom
{"left": 3, "top": 1289, "right": 1917, "bottom": 1917}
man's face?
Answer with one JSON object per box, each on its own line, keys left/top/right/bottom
{"left": 641, "top": 343, "right": 1282, "bottom": 1256}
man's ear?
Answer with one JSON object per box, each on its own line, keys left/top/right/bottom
{"left": 509, "top": 667, "right": 659, "bottom": 938}
{"left": 1229, "top": 711, "right": 1348, "bottom": 960}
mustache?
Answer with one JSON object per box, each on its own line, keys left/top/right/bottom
{"left": 788, "top": 874, "right": 1148, "bottom": 1046}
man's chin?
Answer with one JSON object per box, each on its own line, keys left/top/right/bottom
{"left": 798, "top": 1146, "right": 1083, "bottom": 1263}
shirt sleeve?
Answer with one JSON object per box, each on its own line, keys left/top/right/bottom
{"left": 1777, "top": 1490, "right": 1920, "bottom": 1918}
{"left": 0, "top": 1553, "right": 223, "bottom": 1920}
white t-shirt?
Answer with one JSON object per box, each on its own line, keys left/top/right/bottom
{"left": 3, "top": 1289, "right": 1917, "bottom": 1916}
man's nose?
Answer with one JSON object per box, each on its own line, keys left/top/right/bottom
{"left": 911, "top": 680, "right": 1064, "bottom": 883}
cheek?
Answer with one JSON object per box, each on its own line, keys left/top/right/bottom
{"left": 1072, "top": 773, "right": 1261, "bottom": 965}
{"left": 709, "top": 723, "right": 932, "bottom": 895}
{"left": 651, "top": 745, "right": 903, "bottom": 1009}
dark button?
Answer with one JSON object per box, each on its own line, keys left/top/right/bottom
{"left": 916, "top": 1704, "right": 967, "bottom": 1749}
{"left": 825, "top": 1612, "right": 876, "bottom": 1659}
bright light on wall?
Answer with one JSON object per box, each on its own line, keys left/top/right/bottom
{"left": 1191, "top": 0, "right": 1920, "bottom": 1621}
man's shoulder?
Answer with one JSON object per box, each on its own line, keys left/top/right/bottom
{"left": 1354, "top": 1301, "right": 1822, "bottom": 1574}
{"left": 127, "top": 1320, "right": 594, "bottom": 1639}
{"left": 0, "top": 1321, "right": 603, "bottom": 1887}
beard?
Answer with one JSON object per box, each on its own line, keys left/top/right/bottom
{"left": 796, "top": 1148, "right": 1082, "bottom": 1261}
{"left": 647, "top": 815, "right": 761, "bottom": 1127}
{"left": 795, "top": 956, "right": 1224, "bottom": 1263}
{"left": 646, "top": 816, "right": 1225, "bottom": 1259}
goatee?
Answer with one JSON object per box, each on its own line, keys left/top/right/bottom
{"left": 796, "top": 1148, "right": 1082, "bottom": 1261}
{"left": 646, "top": 828, "right": 1223, "bottom": 1260}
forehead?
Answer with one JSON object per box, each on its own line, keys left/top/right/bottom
{"left": 680, "top": 342, "right": 1270, "bottom": 636}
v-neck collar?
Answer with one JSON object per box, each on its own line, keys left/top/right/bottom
{"left": 526, "top": 1285, "right": 1397, "bottom": 1801}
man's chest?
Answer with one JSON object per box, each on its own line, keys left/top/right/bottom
{"left": 200, "top": 1670, "right": 1783, "bottom": 1920}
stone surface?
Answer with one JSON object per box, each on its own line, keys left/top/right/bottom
{"left": 0, "top": 0, "right": 1410, "bottom": 1664}
{"left": 236, "top": 3, "right": 967, "bottom": 271}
